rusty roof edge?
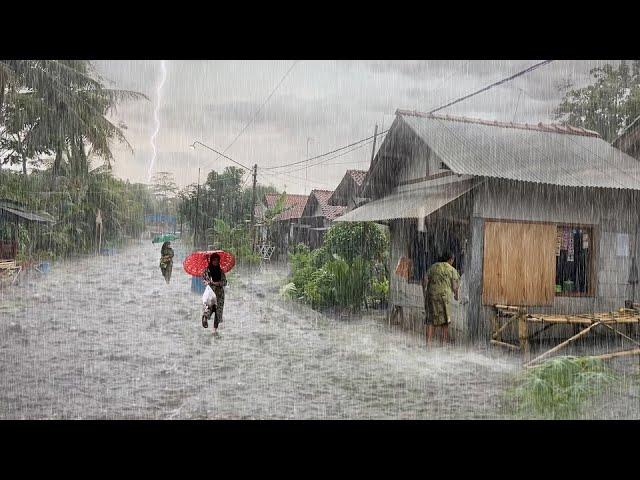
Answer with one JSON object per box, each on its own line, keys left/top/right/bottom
{"left": 395, "top": 108, "right": 601, "bottom": 138}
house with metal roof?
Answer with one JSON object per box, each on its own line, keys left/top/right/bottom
{"left": 292, "top": 189, "right": 347, "bottom": 249}
{"left": 613, "top": 115, "right": 640, "bottom": 160}
{"left": 328, "top": 169, "right": 369, "bottom": 210}
{"left": 336, "top": 109, "right": 640, "bottom": 341}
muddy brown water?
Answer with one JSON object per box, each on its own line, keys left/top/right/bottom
{"left": 0, "top": 241, "right": 638, "bottom": 419}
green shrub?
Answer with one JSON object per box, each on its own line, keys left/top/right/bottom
{"left": 324, "top": 222, "right": 387, "bottom": 264}
{"left": 302, "top": 267, "right": 336, "bottom": 308}
{"left": 371, "top": 277, "right": 389, "bottom": 303}
{"left": 509, "top": 356, "right": 617, "bottom": 419}
{"left": 279, "top": 282, "right": 300, "bottom": 300}
{"left": 310, "top": 245, "right": 331, "bottom": 269}
{"left": 324, "top": 255, "right": 371, "bottom": 311}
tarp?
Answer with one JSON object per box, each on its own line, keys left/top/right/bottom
{"left": 335, "top": 180, "right": 477, "bottom": 223}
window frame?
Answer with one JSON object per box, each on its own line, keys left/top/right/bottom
{"left": 553, "top": 223, "right": 597, "bottom": 298}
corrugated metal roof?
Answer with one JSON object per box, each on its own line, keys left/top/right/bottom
{"left": 397, "top": 111, "right": 640, "bottom": 190}
{"left": 335, "top": 179, "right": 477, "bottom": 222}
{"left": 0, "top": 202, "right": 55, "bottom": 223}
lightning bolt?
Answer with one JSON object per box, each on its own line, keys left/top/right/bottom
{"left": 148, "top": 60, "right": 168, "bottom": 182}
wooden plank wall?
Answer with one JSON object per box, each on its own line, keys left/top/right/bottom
{"left": 482, "top": 220, "right": 556, "bottom": 306}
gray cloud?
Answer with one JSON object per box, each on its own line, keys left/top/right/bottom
{"left": 93, "top": 60, "right": 625, "bottom": 194}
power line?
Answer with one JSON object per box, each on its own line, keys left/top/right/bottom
{"left": 264, "top": 129, "right": 389, "bottom": 171}
{"left": 190, "top": 141, "right": 251, "bottom": 171}
{"left": 206, "top": 60, "right": 299, "bottom": 167}
{"left": 277, "top": 137, "right": 379, "bottom": 175}
{"left": 428, "top": 60, "right": 554, "bottom": 114}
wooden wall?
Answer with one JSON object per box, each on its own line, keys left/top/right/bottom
{"left": 481, "top": 220, "right": 556, "bottom": 306}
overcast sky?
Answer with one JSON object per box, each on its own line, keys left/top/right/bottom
{"left": 92, "top": 60, "right": 618, "bottom": 195}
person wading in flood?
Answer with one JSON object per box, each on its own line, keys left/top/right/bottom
{"left": 422, "top": 250, "right": 460, "bottom": 346}
{"left": 202, "top": 253, "right": 227, "bottom": 334}
{"left": 159, "top": 241, "right": 174, "bottom": 284}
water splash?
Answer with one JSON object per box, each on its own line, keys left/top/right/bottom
{"left": 147, "top": 60, "right": 168, "bottom": 182}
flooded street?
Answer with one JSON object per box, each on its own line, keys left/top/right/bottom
{"left": 0, "top": 240, "right": 530, "bottom": 419}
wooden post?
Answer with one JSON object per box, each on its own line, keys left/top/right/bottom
{"left": 250, "top": 164, "right": 258, "bottom": 252}
{"left": 525, "top": 321, "right": 602, "bottom": 367}
{"left": 518, "top": 311, "right": 529, "bottom": 363}
{"left": 370, "top": 124, "right": 378, "bottom": 166}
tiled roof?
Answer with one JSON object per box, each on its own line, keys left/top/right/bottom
{"left": 346, "top": 169, "right": 367, "bottom": 187}
{"left": 309, "top": 189, "right": 333, "bottom": 206}
{"left": 268, "top": 193, "right": 309, "bottom": 221}
{"left": 263, "top": 193, "right": 281, "bottom": 209}
{"left": 321, "top": 204, "right": 347, "bottom": 221}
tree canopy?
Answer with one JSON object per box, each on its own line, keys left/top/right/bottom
{"left": 554, "top": 61, "right": 640, "bottom": 143}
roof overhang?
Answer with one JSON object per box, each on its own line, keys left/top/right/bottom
{"left": 0, "top": 204, "right": 56, "bottom": 224}
{"left": 335, "top": 179, "right": 477, "bottom": 223}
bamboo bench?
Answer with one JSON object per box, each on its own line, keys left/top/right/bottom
{"left": 491, "top": 304, "right": 640, "bottom": 366}
{"left": 0, "top": 259, "right": 22, "bottom": 285}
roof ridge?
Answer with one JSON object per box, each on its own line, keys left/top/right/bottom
{"left": 395, "top": 109, "right": 601, "bottom": 138}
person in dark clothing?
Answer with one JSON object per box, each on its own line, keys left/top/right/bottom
{"left": 202, "top": 253, "right": 227, "bottom": 334}
{"left": 159, "top": 241, "right": 174, "bottom": 284}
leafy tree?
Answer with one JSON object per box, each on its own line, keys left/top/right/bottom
{"left": 554, "top": 60, "right": 640, "bottom": 142}
{"left": 1, "top": 59, "right": 147, "bottom": 178}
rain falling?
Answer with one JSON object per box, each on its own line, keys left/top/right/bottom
{"left": 1, "top": 60, "right": 640, "bottom": 420}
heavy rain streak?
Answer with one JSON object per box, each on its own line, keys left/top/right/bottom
{"left": 1, "top": 60, "right": 640, "bottom": 419}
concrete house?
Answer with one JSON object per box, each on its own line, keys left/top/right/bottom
{"left": 336, "top": 109, "right": 640, "bottom": 341}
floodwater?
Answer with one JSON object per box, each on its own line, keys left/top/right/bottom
{"left": 0, "top": 240, "right": 638, "bottom": 419}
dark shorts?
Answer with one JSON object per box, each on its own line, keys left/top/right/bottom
{"left": 424, "top": 294, "right": 451, "bottom": 326}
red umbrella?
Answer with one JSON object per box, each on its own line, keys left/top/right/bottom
{"left": 183, "top": 250, "right": 236, "bottom": 276}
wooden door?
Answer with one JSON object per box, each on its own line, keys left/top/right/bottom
{"left": 482, "top": 220, "right": 556, "bottom": 306}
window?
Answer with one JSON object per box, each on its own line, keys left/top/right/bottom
{"left": 555, "top": 225, "right": 594, "bottom": 296}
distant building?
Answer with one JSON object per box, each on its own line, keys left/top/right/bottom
{"left": 293, "top": 189, "right": 346, "bottom": 249}
{"left": 328, "top": 169, "right": 368, "bottom": 211}
{"left": 256, "top": 192, "right": 308, "bottom": 257}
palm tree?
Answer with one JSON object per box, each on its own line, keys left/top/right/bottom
{"left": 1, "top": 60, "right": 148, "bottom": 176}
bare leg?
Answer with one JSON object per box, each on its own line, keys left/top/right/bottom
{"left": 442, "top": 325, "right": 450, "bottom": 344}
{"left": 426, "top": 325, "right": 435, "bottom": 346}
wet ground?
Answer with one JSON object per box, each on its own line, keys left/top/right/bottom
{"left": 0, "top": 240, "right": 638, "bottom": 419}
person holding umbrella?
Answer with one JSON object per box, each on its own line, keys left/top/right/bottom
{"left": 202, "top": 253, "right": 227, "bottom": 333}
{"left": 159, "top": 241, "right": 174, "bottom": 284}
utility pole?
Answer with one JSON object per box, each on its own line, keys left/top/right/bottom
{"left": 370, "top": 124, "right": 378, "bottom": 167}
{"left": 250, "top": 163, "right": 258, "bottom": 252}
{"left": 194, "top": 167, "right": 200, "bottom": 247}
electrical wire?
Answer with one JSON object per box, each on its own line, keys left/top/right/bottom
{"left": 428, "top": 60, "right": 554, "bottom": 114}
{"left": 276, "top": 137, "right": 380, "bottom": 175}
{"left": 203, "top": 60, "right": 299, "bottom": 169}
{"left": 263, "top": 129, "right": 388, "bottom": 170}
